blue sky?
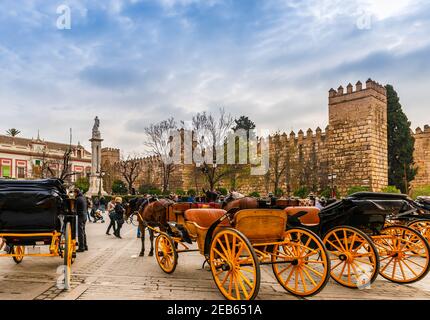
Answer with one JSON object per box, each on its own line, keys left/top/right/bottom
{"left": 1, "top": 0, "right": 429, "bottom": 154}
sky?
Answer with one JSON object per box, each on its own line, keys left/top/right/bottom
{"left": 0, "top": 0, "right": 429, "bottom": 155}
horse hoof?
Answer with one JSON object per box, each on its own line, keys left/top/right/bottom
{"left": 139, "top": 252, "right": 145, "bottom": 257}
{"left": 148, "top": 251, "right": 154, "bottom": 257}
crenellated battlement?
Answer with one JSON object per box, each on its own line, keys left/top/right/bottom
{"left": 329, "top": 79, "right": 386, "bottom": 102}
{"left": 415, "top": 125, "right": 430, "bottom": 135}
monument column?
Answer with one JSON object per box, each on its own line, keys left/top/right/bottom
{"left": 86, "top": 116, "right": 107, "bottom": 197}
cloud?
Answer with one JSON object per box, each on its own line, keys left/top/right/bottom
{"left": 0, "top": 0, "right": 429, "bottom": 155}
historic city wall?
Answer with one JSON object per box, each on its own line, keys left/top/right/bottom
{"left": 412, "top": 125, "right": 430, "bottom": 188}
{"left": 101, "top": 79, "right": 427, "bottom": 196}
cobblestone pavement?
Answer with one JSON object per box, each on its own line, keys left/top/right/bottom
{"left": 1, "top": 216, "right": 430, "bottom": 300}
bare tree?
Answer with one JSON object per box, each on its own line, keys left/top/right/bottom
{"left": 144, "top": 118, "right": 177, "bottom": 193}
{"left": 192, "top": 108, "right": 234, "bottom": 191}
{"left": 269, "top": 133, "right": 289, "bottom": 195}
{"left": 116, "top": 155, "right": 142, "bottom": 194}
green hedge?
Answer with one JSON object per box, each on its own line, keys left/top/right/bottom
{"left": 412, "top": 185, "right": 430, "bottom": 199}
{"left": 347, "top": 186, "right": 370, "bottom": 196}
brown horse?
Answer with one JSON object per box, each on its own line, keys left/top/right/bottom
{"left": 222, "top": 196, "right": 258, "bottom": 212}
{"left": 125, "top": 198, "right": 175, "bottom": 257}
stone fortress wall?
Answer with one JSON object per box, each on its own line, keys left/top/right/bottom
{"left": 101, "top": 79, "right": 427, "bottom": 196}
{"left": 412, "top": 125, "right": 430, "bottom": 188}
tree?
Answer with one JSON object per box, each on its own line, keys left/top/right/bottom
{"left": 269, "top": 132, "right": 289, "bottom": 194}
{"left": 386, "top": 84, "right": 417, "bottom": 193}
{"left": 116, "top": 156, "right": 141, "bottom": 194}
{"left": 192, "top": 108, "right": 234, "bottom": 191}
{"left": 232, "top": 116, "right": 256, "bottom": 132}
{"left": 112, "top": 180, "right": 128, "bottom": 194}
{"left": 6, "top": 128, "right": 21, "bottom": 137}
{"left": 229, "top": 115, "right": 255, "bottom": 190}
{"left": 144, "top": 118, "right": 177, "bottom": 193}
{"left": 75, "top": 177, "right": 90, "bottom": 194}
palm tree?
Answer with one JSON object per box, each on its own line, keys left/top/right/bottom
{"left": 6, "top": 128, "right": 21, "bottom": 137}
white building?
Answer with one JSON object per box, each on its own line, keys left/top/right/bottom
{"left": 0, "top": 134, "right": 92, "bottom": 182}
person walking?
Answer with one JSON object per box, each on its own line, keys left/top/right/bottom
{"left": 106, "top": 198, "right": 117, "bottom": 235}
{"left": 74, "top": 188, "right": 88, "bottom": 252}
{"left": 100, "top": 196, "right": 106, "bottom": 213}
{"left": 114, "top": 197, "right": 125, "bottom": 239}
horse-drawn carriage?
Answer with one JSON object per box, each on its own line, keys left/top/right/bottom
{"left": 289, "top": 192, "right": 430, "bottom": 288}
{"left": 0, "top": 179, "right": 77, "bottom": 289}
{"left": 126, "top": 198, "right": 331, "bottom": 300}
{"left": 127, "top": 191, "right": 430, "bottom": 298}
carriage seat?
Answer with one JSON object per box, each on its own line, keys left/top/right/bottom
{"left": 184, "top": 209, "right": 229, "bottom": 229}
{"left": 284, "top": 207, "right": 320, "bottom": 226}
{"left": 184, "top": 209, "right": 230, "bottom": 254}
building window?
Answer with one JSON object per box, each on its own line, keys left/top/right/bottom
{"left": 17, "top": 167, "right": 26, "bottom": 179}
{"left": 2, "top": 166, "right": 11, "bottom": 178}
{"left": 1, "top": 159, "right": 12, "bottom": 178}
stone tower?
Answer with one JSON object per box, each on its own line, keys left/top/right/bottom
{"left": 86, "top": 116, "right": 107, "bottom": 197}
{"left": 328, "top": 79, "right": 388, "bottom": 193}
{"left": 412, "top": 125, "right": 430, "bottom": 188}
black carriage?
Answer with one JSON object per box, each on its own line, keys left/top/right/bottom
{"left": 285, "top": 192, "right": 430, "bottom": 289}
{"left": 0, "top": 179, "right": 77, "bottom": 289}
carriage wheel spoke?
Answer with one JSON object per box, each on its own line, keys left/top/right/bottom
{"left": 277, "top": 264, "right": 293, "bottom": 276}
{"left": 303, "top": 263, "right": 323, "bottom": 277}
{"left": 299, "top": 268, "right": 307, "bottom": 292}
{"left": 380, "top": 257, "right": 395, "bottom": 273}
{"left": 302, "top": 266, "right": 317, "bottom": 287}
{"left": 401, "top": 259, "right": 420, "bottom": 277}
{"left": 213, "top": 247, "right": 229, "bottom": 262}
{"left": 331, "top": 259, "right": 344, "bottom": 270}
{"left": 403, "top": 257, "right": 426, "bottom": 269}
{"left": 398, "top": 259, "right": 407, "bottom": 280}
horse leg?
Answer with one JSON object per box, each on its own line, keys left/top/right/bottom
{"left": 148, "top": 229, "right": 154, "bottom": 256}
{"left": 139, "top": 225, "right": 145, "bottom": 257}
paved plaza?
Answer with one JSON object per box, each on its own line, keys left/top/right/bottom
{"left": 1, "top": 214, "right": 430, "bottom": 301}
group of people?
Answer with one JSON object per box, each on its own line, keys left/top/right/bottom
{"left": 105, "top": 197, "right": 125, "bottom": 238}
{"left": 86, "top": 196, "right": 106, "bottom": 223}
{"left": 72, "top": 190, "right": 127, "bottom": 253}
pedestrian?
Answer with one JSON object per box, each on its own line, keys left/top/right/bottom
{"left": 100, "top": 196, "right": 106, "bottom": 213}
{"left": 114, "top": 197, "right": 125, "bottom": 239}
{"left": 93, "top": 196, "right": 100, "bottom": 211}
{"left": 106, "top": 198, "right": 117, "bottom": 235}
{"left": 74, "top": 188, "right": 88, "bottom": 252}
{"left": 86, "top": 197, "right": 93, "bottom": 223}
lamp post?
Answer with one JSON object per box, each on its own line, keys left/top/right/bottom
{"left": 328, "top": 173, "right": 337, "bottom": 198}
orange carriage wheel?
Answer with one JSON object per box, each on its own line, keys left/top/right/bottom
{"left": 63, "top": 222, "right": 73, "bottom": 290}
{"left": 373, "top": 225, "right": 430, "bottom": 283}
{"left": 12, "top": 246, "right": 25, "bottom": 264}
{"left": 272, "top": 228, "right": 330, "bottom": 296}
{"left": 323, "top": 226, "right": 379, "bottom": 289}
{"left": 155, "top": 233, "right": 178, "bottom": 274}
{"left": 407, "top": 219, "right": 430, "bottom": 243}
{"left": 209, "top": 228, "right": 260, "bottom": 300}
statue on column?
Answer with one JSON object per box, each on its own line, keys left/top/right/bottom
{"left": 92, "top": 116, "right": 101, "bottom": 139}
{"left": 86, "top": 116, "right": 107, "bottom": 197}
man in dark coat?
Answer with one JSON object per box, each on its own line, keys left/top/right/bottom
{"left": 74, "top": 188, "right": 88, "bottom": 252}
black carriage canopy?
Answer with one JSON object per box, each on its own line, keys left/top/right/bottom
{"left": 319, "top": 192, "right": 416, "bottom": 234}
{"left": 0, "top": 179, "right": 69, "bottom": 232}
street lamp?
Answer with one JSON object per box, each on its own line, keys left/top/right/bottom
{"left": 328, "top": 173, "right": 337, "bottom": 198}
